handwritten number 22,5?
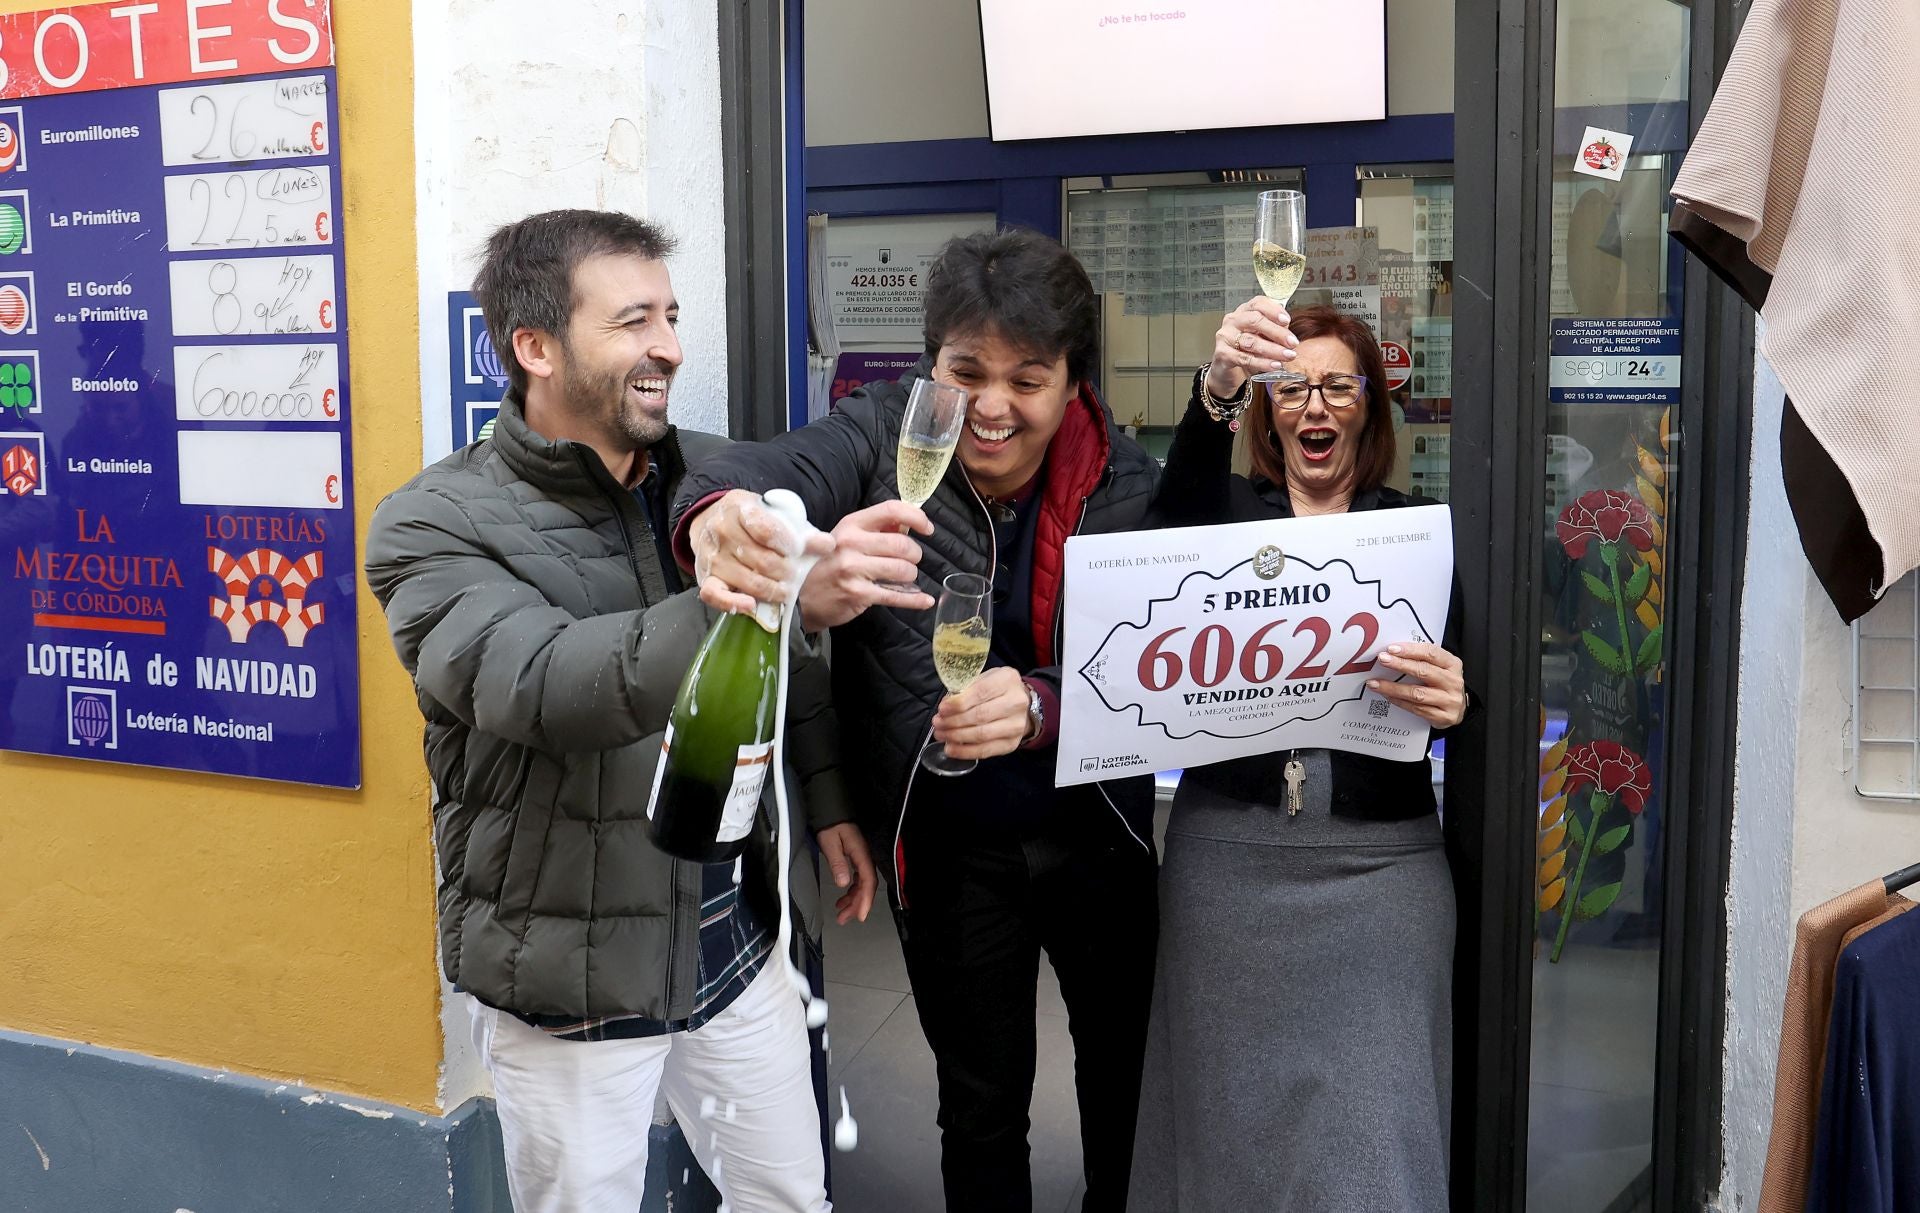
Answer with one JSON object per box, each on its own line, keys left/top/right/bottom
{"left": 1137, "top": 614, "right": 1381, "bottom": 693}
{"left": 189, "top": 175, "right": 256, "bottom": 248}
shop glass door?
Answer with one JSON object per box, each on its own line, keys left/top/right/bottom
{"left": 1528, "top": 1, "right": 1691, "bottom": 1206}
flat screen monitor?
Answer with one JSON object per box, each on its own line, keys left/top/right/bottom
{"left": 979, "top": 2, "right": 1387, "bottom": 141}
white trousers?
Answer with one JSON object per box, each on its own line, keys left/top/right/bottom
{"left": 468, "top": 965, "right": 830, "bottom": 1213}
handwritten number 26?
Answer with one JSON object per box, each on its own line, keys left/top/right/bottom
{"left": 1136, "top": 613, "right": 1381, "bottom": 692}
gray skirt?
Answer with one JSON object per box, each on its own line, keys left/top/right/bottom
{"left": 1128, "top": 762, "right": 1455, "bottom": 1212}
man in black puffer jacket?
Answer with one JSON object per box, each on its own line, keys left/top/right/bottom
{"left": 673, "top": 230, "right": 1159, "bottom": 1213}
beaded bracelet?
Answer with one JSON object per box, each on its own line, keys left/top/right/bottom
{"left": 1198, "top": 362, "right": 1254, "bottom": 426}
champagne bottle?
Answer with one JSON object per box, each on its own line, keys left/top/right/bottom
{"left": 646, "top": 491, "right": 815, "bottom": 863}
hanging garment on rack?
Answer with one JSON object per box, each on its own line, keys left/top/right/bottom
{"left": 1667, "top": 0, "right": 1920, "bottom": 623}
{"left": 1757, "top": 881, "right": 1902, "bottom": 1213}
{"left": 1840, "top": 895, "right": 1915, "bottom": 961}
{"left": 1807, "top": 907, "right": 1920, "bottom": 1212}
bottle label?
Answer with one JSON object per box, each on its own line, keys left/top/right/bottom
{"left": 718, "top": 741, "right": 774, "bottom": 842}
{"left": 647, "top": 724, "right": 673, "bottom": 821}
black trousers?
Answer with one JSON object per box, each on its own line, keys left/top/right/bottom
{"left": 897, "top": 819, "right": 1160, "bottom": 1212}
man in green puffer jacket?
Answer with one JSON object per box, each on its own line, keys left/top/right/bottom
{"left": 365, "top": 210, "right": 873, "bottom": 1213}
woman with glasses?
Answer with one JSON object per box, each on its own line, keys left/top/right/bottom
{"left": 1128, "top": 302, "right": 1469, "bottom": 1212}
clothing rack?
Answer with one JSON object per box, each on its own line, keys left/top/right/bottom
{"left": 1883, "top": 860, "right": 1920, "bottom": 894}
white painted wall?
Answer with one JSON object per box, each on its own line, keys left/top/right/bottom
{"left": 411, "top": 0, "right": 731, "bottom": 1110}
{"left": 416, "top": 0, "right": 731, "bottom": 471}
{"left": 1717, "top": 334, "right": 1920, "bottom": 1209}
{"left": 1787, "top": 601, "right": 1920, "bottom": 919}
{"left": 805, "top": 0, "right": 1454, "bottom": 147}
{"left": 1715, "top": 339, "right": 1802, "bottom": 1209}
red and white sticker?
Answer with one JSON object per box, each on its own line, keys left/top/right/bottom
{"left": 1575, "top": 126, "right": 1634, "bottom": 182}
{"left": 1380, "top": 341, "right": 1412, "bottom": 391}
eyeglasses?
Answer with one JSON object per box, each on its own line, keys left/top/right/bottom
{"left": 1269, "top": 374, "right": 1368, "bottom": 411}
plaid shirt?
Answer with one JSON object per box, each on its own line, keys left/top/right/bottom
{"left": 507, "top": 473, "right": 773, "bottom": 1042}
{"left": 516, "top": 860, "right": 773, "bottom": 1041}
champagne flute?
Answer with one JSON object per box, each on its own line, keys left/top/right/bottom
{"left": 879, "top": 377, "right": 969, "bottom": 593}
{"left": 1250, "top": 189, "right": 1307, "bottom": 384}
{"left": 922, "top": 572, "right": 992, "bottom": 777}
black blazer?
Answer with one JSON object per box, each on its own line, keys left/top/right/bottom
{"left": 1153, "top": 378, "right": 1472, "bottom": 821}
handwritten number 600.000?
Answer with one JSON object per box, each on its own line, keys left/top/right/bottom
{"left": 1137, "top": 614, "right": 1380, "bottom": 692}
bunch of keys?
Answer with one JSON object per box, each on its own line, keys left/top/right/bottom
{"left": 1284, "top": 754, "right": 1306, "bottom": 816}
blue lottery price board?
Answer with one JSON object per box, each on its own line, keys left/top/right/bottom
{"left": 0, "top": 9, "right": 360, "bottom": 788}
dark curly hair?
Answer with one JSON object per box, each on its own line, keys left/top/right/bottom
{"left": 922, "top": 229, "right": 1099, "bottom": 384}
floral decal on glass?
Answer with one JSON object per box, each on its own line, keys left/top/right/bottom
{"left": 1546, "top": 740, "right": 1651, "bottom": 961}
{"left": 1557, "top": 489, "right": 1663, "bottom": 679}
{"left": 1540, "top": 409, "right": 1671, "bottom": 961}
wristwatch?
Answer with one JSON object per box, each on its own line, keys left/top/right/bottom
{"left": 1022, "top": 680, "right": 1045, "bottom": 746}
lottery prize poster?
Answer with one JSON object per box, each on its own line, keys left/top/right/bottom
{"left": 827, "top": 242, "right": 936, "bottom": 345}
{"left": 1056, "top": 506, "right": 1453, "bottom": 786}
{"left": 0, "top": 2, "right": 362, "bottom": 788}
{"left": 1294, "top": 226, "right": 1382, "bottom": 334}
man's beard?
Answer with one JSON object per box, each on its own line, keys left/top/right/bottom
{"left": 564, "top": 355, "right": 670, "bottom": 450}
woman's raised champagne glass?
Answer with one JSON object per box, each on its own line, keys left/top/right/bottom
{"left": 921, "top": 572, "right": 992, "bottom": 777}
{"left": 1250, "top": 189, "right": 1308, "bottom": 384}
{"left": 879, "top": 377, "right": 969, "bottom": 593}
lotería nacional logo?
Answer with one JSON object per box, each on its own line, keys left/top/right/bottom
{"left": 469, "top": 325, "right": 506, "bottom": 388}
{"left": 1253, "top": 543, "right": 1285, "bottom": 580}
{"left": 208, "top": 546, "right": 328, "bottom": 647}
{"left": 66, "top": 685, "right": 118, "bottom": 750}
{"left": 1, "top": 431, "right": 44, "bottom": 495}
{"left": 462, "top": 306, "right": 507, "bottom": 390}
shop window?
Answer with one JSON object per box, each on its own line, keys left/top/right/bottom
{"left": 1357, "top": 164, "right": 1455, "bottom": 501}
{"left": 1064, "top": 171, "right": 1305, "bottom": 463}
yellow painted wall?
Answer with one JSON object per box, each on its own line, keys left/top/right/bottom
{"left": 0, "top": 0, "right": 441, "bottom": 1113}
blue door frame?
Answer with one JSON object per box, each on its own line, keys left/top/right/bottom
{"left": 786, "top": 115, "right": 1455, "bottom": 429}
{"left": 781, "top": 0, "right": 1689, "bottom": 429}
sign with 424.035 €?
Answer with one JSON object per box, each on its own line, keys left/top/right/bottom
{"left": 1056, "top": 506, "right": 1453, "bottom": 786}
